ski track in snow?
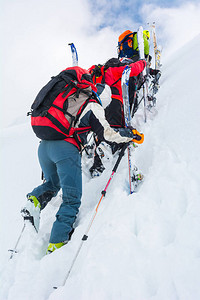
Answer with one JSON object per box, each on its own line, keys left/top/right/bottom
{"left": 1, "top": 35, "right": 200, "bottom": 300}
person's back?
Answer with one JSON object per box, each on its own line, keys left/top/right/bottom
{"left": 93, "top": 58, "right": 146, "bottom": 126}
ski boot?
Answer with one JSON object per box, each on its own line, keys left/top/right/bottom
{"left": 46, "top": 227, "right": 74, "bottom": 254}
{"left": 89, "top": 155, "right": 105, "bottom": 178}
{"left": 155, "top": 70, "right": 161, "bottom": 81}
{"left": 21, "top": 195, "right": 41, "bottom": 232}
{"left": 84, "top": 142, "right": 96, "bottom": 159}
{"left": 147, "top": 95, "right": 157, "bottom": 110}
{"left": 131, "top": 166, "right": 144, "bottom": 192}
{"left": 46, "top": 241, "right": 67, "bottom": 254}
{"left": 96, "top": 142, "right": 113, "bottom": 162}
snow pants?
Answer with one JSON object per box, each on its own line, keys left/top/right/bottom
{"left": 28, "top": 140, "right": 82, "bottom": 243}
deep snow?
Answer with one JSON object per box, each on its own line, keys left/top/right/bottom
{"left": 0, "top": 34, "right": 200, "bottom": 300}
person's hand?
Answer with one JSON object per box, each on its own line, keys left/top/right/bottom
{"left": 132, "top": 129, "right": 144, "bottom": 144}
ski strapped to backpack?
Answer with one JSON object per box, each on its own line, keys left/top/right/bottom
{"left": 150, "top": 23, "right": 162, "bottom": 70}
{"left": 28, "top": 66, "right": 98, "bottom": 150}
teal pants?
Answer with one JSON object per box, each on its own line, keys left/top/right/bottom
{"left": 28, "top": 140, "right": 82, "bottom": 243}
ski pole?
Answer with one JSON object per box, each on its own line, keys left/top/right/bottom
{"left": 8, "top": 223, "right": 26, "bottom": 259}
{"left": 54, "top": 143, "right": 128, "bottom": 289}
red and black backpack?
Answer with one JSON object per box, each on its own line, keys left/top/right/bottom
{"left": 28, "top": 66, "right": 98, "bottom": 147}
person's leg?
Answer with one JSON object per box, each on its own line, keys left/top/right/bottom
{"left": 22, "top": 141, "right": 61, "bottom": 231}
{"left": 48, "top": 141, "right": 82, "bottom": 243}
{"left": 105, "top": 99, "right": 124, "bottom": 127}
{"left": 28, "top": 141, "right": 60, "bottom": 209}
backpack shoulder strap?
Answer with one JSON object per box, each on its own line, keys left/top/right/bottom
{"left": 74, "top": 92, "right": 99, "bottom": 126}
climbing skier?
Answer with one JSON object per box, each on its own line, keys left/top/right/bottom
{"left": 21, "top": 66, "right": 144, "bottom": 254}
{"left": 88, "top": 57, "right": 146, "bottom": 177}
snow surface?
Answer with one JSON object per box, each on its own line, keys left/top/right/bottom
{"left": 1, "top": 34, "right": 200, "bottom": 300}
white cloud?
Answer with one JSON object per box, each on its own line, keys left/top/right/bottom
{"left": 0, "top": 0, "right": 118, "bottom": 128}
{"left": 141, "top": 2, "right": 200, "bottom": 58}
{"left": 1, "top": 0, "right": 200, "bottom": 129}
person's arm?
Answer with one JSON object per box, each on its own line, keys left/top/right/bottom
{"left": 77, "top": 102, "right": 144, "bottom": 144}
{"left": 106, "top": 60, "right": 146, "bottom": 84}
{"left": 129, "top": 60, "right": 146, "bottom": 76}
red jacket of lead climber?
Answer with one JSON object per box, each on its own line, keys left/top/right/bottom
{"left": 103, "top": 59, "right": 146, "bottom": 103}
{"left": 88, "top": 59, "right": 146, "bottom": 103}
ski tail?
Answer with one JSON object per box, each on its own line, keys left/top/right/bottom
{"left": 150, "top": 23, "right": 162, "bottom": 69}
{"left": 68, "top": 43, "right": 78, "bottom": 66}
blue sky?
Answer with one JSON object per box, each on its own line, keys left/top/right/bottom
{"left": 89, "top": 0, "right": 200, "bottom": 30}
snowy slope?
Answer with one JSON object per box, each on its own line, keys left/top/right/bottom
{"left": 1, "top": 34, "right": 200, "bottom": 300}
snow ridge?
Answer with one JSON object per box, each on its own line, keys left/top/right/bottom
{"left": 1, "top": 35, "right": 200, "bottom": 300}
